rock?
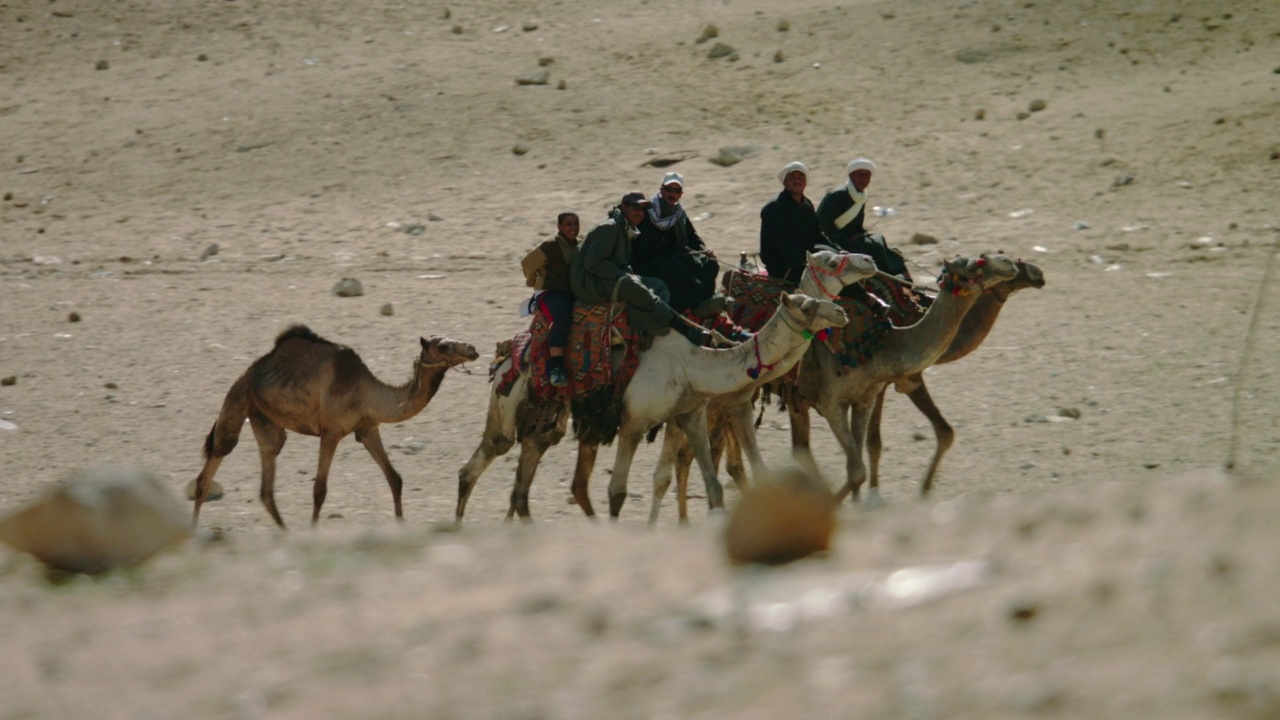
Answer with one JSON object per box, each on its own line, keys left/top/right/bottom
{"left": 512, "top": 143, "right": 530, "bottom": 155}
{"left": 427, "top": 213, "right": 443, "bottom": 221}
{"left": 1029, "top": 99, "right": 1047, "bottom": 112}
{"left": 200, "top": 242, "right": 220, "bottom": 261}
{"left": 403, "top": 223, "right": 426, "bottom": 235}
{"left": 537, "top": 56, "right": 554, "bottom": 67}
{"left": 556, "top": 79, "right": 567, "bottom": 90}
{"left": 707, "top": 42, "right": 736, "bottom": 60}
{"left": 774, "top": 50, "right": 785, "bottom": 63}
{"left": 709, "top": 145, "right": 759, "bottom": 167}
{"left": 0, "top": 465, "right": 192, "bottom": 575}
{"left": 909, "top": 232, "right": 939, "bottom": 245}
{"left": 522, "top": 21, "right": 538, "bottom": 32}
{"left": 697, "top": 25, "right": 719, "bottom": 44}
{"left": 975, "top": 108, "right": 986, "bottom": 120}
{"left": 184, "top": 478, "right": 223, "bottom": 501}
{"left": 516, "top": 69, "right": 550, "bottom": 86}
{"left": 777, "top": 19, "right": 790, "bottom": 32}
{"left": 0, "top": 376, "right": 15, "bottom": 386}
{"left": 333, "top": 277, "right": 364, "bottom": 297}
{"left": 724, "top": 467, "right": 836, "bottom": 565}
{"left": 1058, "top": 407, "right": 1082, "bottom": 419}
{"left": 95, "top": 59, "right": 109, "bottom": 70}
{"left": 380, "top": 302, "right": 394, "bottom": 316}
{"left": 67, "top": 311, "right": 81, "bottom": 322}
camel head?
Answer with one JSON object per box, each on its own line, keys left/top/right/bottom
{"left": 780, "top": 292, "right": 849, "bottom": 332}
{"left": 418, "top": 336, "right": 480, "bottom": 368}
{"left": 802, "top": 249, "right": 879, "bottom": 299}
{"left": 937, "top": 253, "right": 1019, "bottom": 296}
{"left": 987, "top": 258, "right": 1045, "bottom": 302}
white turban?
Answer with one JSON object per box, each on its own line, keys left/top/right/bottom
{"left": 777, "top": 161, "right": 809, "bottom": 184}
{"left": 845, "top": 157, "right": 877, "bottom": 174}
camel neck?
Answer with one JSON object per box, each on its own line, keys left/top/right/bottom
{"left": 939, "top": 291, "right": 1010, "bottom": 365}
{"left": 368, "top": 362, "right": 448, "bottom": 424}
{"left": 881, "top": 287, "right": 983, "bottom": 377}
{"left": 679, "top": 308, "right": 811, "bottom": 397}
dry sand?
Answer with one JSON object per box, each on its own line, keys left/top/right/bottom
{"left": 1, "top": 0, "right": 1279, "bottom": 717}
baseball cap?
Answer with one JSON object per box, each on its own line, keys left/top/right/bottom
{"left": 620, "top": 192, "right": 652, "bottom": 208}
{"left": 660, "top": 171, "right": 685, "bottom": 189}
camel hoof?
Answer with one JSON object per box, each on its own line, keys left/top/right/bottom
{"left": 863, "top": 488, "right": 884, "bottom": 509}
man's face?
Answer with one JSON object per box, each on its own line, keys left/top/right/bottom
{"left": 849, "top": 169, "right": 873, "bottom": 192}
{"left": 659, "top": 184, "right": 684, "bottom": 205}
{"left": 783, "top": 170, "right": 807, "bottom": 196}
{"left": 621, "top": 204, "right": 647, "bottom": 226}
{"left": 557, "top": 215, "right": 580, "bottom": 241}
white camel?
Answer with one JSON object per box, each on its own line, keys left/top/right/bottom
{"left": 646, "top": 250, "right": 879, "bottom": 523}
{"left": 455, "top": 288, "right": 848, "bottom": 521}
{"left": 791, "top": 253, "right": 1020, "bottom": 504}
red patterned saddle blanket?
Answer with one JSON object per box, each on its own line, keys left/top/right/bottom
{"left": 495, "top": 302, "right": 641, "bottom": 401}
{"left": 721, "top": 268, "right": 795, "bottom": 332}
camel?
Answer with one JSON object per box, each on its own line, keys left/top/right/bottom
{"left": 647, "top": 250, "right": 879, "bottom": 523}
{"left": 788, "top": 253, "right": 1020, "bottom": 504}
{"left": 695, "top": 259, "right": 1046, "bottom": 508}
{"left": 862, "top": 259, "right": 1046, "bottom": 498}
{"left": 191, "top": 325, "right": 479, "bottom": 528}
{"left": 455, "top": 288, "right": 849, "bottom": 522}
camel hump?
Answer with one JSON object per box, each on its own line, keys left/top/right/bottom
{"left": 274, "top": 324, "right": 328, "bottom": 347}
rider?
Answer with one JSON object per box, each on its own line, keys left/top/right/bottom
{"left": 815, "top": 157, "right": 913, "bottom": 282}
{"left": 570, "top": 192, "right": 711, "bottom": 346}
{"left": 759, "top": 161, "right": 825, "bottom": 283}
{"left": 631, "top": 172, "right": 726, "bottom": 317}
{"left": 521, "top": 211, "right": 580, "bottom": 387}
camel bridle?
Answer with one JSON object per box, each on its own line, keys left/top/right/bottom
{"left": 806, "top": 255, "right": 853, "bottom": 300}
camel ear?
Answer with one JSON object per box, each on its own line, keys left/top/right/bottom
{"left": 801, "top": 297, "right": 820, "bottom": 322}
{"left": 804, "top": 251, "right": 815, "bottom": 264}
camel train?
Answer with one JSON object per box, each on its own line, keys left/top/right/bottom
{"left": 188, "top": 249, "right": 1042, "bottom": 529}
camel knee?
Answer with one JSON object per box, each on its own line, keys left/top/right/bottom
{"left": 936, "top": 423, "right": 955, "bottom": 451}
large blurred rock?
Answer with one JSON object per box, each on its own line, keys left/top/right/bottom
{"left": 0, "top": 465, "right": 191, "bottom": 574}
{"left": 724, "top": 467, "right": 836, "bottom": 565}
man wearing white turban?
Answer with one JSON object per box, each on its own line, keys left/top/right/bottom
{"left": 759, "top": 161, "right": 824, "bottom": 282}
{"left": 816, "top": 157, "right": 913, "bottom": 281}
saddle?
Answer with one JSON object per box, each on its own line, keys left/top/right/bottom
{"left": 495, "top": 302, "right": 641, "bottom": 402}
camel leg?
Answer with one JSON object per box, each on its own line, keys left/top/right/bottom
{"left": 355, "top": 425, "right": 404, "bottom": 521}
{"left": 570, "top": 441, "right": 599, "bottom": 518}
{"left": 866, "top": 388, "right": 887, "bottom": 495}
{"left": 722, "top": 429, "right": 749, "bottom": 491}
{"left": 507, "top": 434, "right": 555, "bottom": 522}
{"left": 675, "top": 435, "right": 694, "bottom": 522}
{"left": 455, "top": 375, "right": 522, "bottom": 521}
{"left": 723, "top": 401, "right": 763, "bottom": 485}
{"left": 788, "top": 401, "right": 822, "bottom": 480}
{"left": 310, "top": 432, "right": 343, "bottom": 526}
{"left": 607, "top": 431, "right": 645, "bottom": 519}
{"left": 830, "top": 401, "right": 874, "bottom": 506}
{"left": 192, "top": 375, "right": 251, "bottom": 525}
{"left": 907, "top": 380, "right": 954, "bottom": 495}
{"left": 648, "top": 423, "right": 685, "bottom": 526}
{"left": 248, "top": 413, "right": 288, "bottom": 529}
{"left": 676, "top": 408, "right": 724, "bottom": 512}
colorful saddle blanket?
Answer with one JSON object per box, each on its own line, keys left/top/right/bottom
{"left": 495, "top": 302, "right": 641, "bottom": 401}
{"left": 721, "top": 268, "right": 795, "bottom": 332}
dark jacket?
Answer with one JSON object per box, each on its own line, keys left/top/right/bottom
{"left": 535, "top": 233, "right": 578, "bottom": 294}
{"left": 631, "top": 203, "right": 709, "bottom": 276}
{"left": 815, "top": 184, "right": 867, "bottom": 250}
{"left": 759, "top": 190, "right": 823, "bottom": 282}
{"left": 570, "top": 215, "right": 634, "bottom": 304}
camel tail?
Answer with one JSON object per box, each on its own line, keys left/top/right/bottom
{"left": 203, "top": 371, "right": 253, "bottom": 460}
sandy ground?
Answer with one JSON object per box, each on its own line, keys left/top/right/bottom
{"left": 1, "top": 0, "right": 1279, "bottom": 717}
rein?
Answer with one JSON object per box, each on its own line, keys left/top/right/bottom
{"left": 745, "top": 307, "right": 832, "bottom": 379}
{"left": 805, "top": 255, "right": 851, "bottom": 300}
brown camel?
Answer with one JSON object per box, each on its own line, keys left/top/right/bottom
{"left": 696, "top": 259, "right": 1047, "bottom": 507}
{"left": 863, "top": 259, "right": 1046, "bottom": 498}
{"left": 191, "top": 325, "right": 479, "bottom": 528}
{"left": 789, "top": 253, "right": 1020, "bottom": 504}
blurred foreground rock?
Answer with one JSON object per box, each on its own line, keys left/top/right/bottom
{"left": 724, "top": 467, "right": 836, "bottom": 565}
{"left": 0, "top": 465, "right": 191, "bottom": 575}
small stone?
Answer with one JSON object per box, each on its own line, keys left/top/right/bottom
{"left": 199, "top": 242, "right": 219, "bottom": 261}
{"left": 427, "top": 212, "right": 443, "bottom": 222}
{"left": 403, "top": 223, "right": 426, "bottom": 235}
{"left": 773, "top": 50, "right": 785, "bottom": 63}
{"left": 1058, "top": 407, "right": 1082, "bottom": 419}
{"left": 516, "top": 69, "right": 550, "bottom": 86}
{"left": 1007, "top": 597, "right": 1040, "bottom": 623}
{"left": 104, "top": 382, "right": 117, "bottom": 389}
{"left": 95, "top": 60, "right": 109, "bottom": 70}
{"left": 707, "top": 42, "right": 735, "bottom": 59}
{"left": 197, "top": 53, "right": 208, "bottom": 62}
{"left": 776, "top": 19, "right": 790, "bottom": 32}
{"left": 522, "top": 21, "right": 538, "bottom": 32}
{"left": 380, "top": 303, "right": 394, "bottom": 316}
{"left": 67, "top": 311, "right": 81, "bottom": 322}
{"left": 1016, "top": 111, "right": 1031, "bottom": 120}
{"left": 1095, "top": 128, "right": 1106, "bottom": 139}
{"left": 1028, "top": 98, "right": 1047, "bottom": 112}
{"left": 451, "top": 24, "right": 464, "bottom": 34}
{"left": 1024, "top": 414, "right": 1049, "bottom": 423}
{"left": 697, "top": 25, "right": 719, "bottom": 44}
{"left": 1112, "top": 173, "right": 1134, "bottom": 187}
{"left": 974, "top": 108, "right": 986, "bottom": 120}
{"left": 333, "top": 277, "right": 364, "bottom": 297}
{"left": 537, "top": 56, "right": 554, "bottom": 67}
{"left": 909, "top": 232, "right": 939, "bottom": 245}
{"left": 512, "top": 144, "right": 530, "bottom": 156}
{"left": 0, "top": 376, "right": 15, "bottom": 386}
{"left": 556, "top": 79, "right": 567, "bottom": 90}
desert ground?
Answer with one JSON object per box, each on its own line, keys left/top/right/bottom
{"left": 1, "top": 0, "right": 1279, "bottom": 717}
